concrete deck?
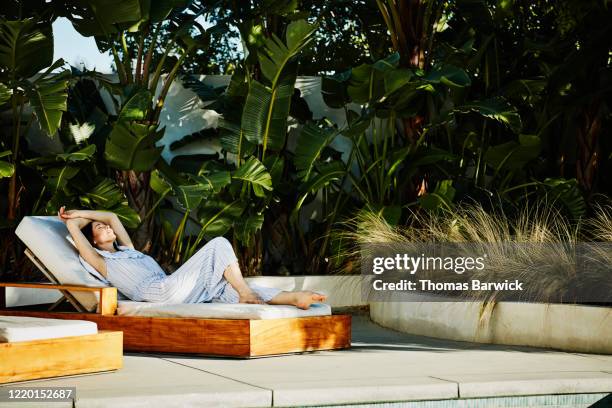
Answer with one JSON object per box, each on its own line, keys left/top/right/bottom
{"left": 1, "top": 313, "right": 611, "bottom": 407}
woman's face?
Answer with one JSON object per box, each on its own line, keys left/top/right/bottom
{"left": 91, "top": 221, "right": 116, "bottom": 245}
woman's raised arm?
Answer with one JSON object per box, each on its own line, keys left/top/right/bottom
{"left": 59, "top": 207, "right": 135, "bottom": 250}
{"left": 63, "top": 217, "right": 108, "bottom": 278}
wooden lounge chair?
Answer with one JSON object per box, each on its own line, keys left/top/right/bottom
{"left": 0, "top": 216, "right": 351, "bottom": 358}
{"left": 0, "top": 315, "right": 122, "bottom": 384}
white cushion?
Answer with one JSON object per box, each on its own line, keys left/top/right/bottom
{"left": 0, "top": 316, "right": 98, "bottom": 343}
{"left": 117, "top": 300, "right": 332, "bottom": 320}
{"left": 15, "top": 216, "right": 109, "bottom": 312}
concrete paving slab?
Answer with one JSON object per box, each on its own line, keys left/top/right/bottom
{"left": 1, "top": 315, "right": 610, "bottom": 407}
{"left": 0, "top": 355, "right": 271, "bottom": 408}
{"left": 435, "top": 371, "right": 612, "bottom": 398}
{"left": 157, "top": 316, "right": 612, "bottom": 405}
{"left": 267, "top": 377, "right": 457, "bottom": 407}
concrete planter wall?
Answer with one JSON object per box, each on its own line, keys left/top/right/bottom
{"left": 369, "top": 300, "right": 612, "bottom": 354}
{"left": 250, "top": 276, "right": 612, "bottom": 354}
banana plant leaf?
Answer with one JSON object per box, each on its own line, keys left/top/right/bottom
{"left": 240, "top": 78, "right": 294, "bottom": 151}
{"left": 539, "top": 178, "right": 586, "bottom": 220}
{"left": 0, "top": 83, "right": 10, "bottom": 105}
{"left": 294, "top": 122, "right": 338, "bottom": 180}
{"left": 104, "top": 121, "right": 164, "bottom": 171}
{"left": 55, "top": 144, "right": 97, "bottom": 162}
{"left": 150, "top": 168, "right": 172, "bottom": 196}
{"left": 26, "top": 63, "right": 70, "bottom": 136}
{"left": 419, "top": 179, "right": 456, "bottom": 211}
{"left": 63, "top": 0, "right": 142, "bottom": 37}
{"left": 239, "top": 19, "right": 317, "bottom": 154}
{"left": 485, "top": 134, "right": 541, "bottom": 172}
{"left": 77, "top": 178, "right": 141, "bottom": 228}
{"left": 190, "top": 171, "right": 231, "bottom": 193}
{"left": 454, "top": 97, "right": 522, "bottom": 134}
{"left": 424, "top": 64, "right": 472, "bottom": 89}
{"left": 197, "top": 198, "right": 245, "bottom": 237}
{"left": 117, "top": 88, "right": 152, "bottom": 121}
{"left": 80, "top": 178, "right": 126, "bottom": 209}
{"left": 174, "top": 183, "right": 210, "bottom": 210}
{"left": 0, "top": 19, "right": 53, "bottom": 78}
{"left": 232, "top": 156, "right": 273, "bottom": 198}
{"left": 234, "top": 213, "right": 265, "bottom": 245}
{"left": 0, "top": 150, "right": 14, "bottom": 178}
{"left": 291, "top": 161, "right": 346, "bottom": 223}
{"left": 257, "top": 19, "right": 317, "bottom": 85}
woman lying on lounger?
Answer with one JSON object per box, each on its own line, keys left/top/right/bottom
{"left": 58, "top": 206, "right": 327, "bottom": 309}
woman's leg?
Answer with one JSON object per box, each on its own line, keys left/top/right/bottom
{"left": 222, "top": 261, "right": 266, "bottom": 304}
{"left": 266, "top": 290, "right": 328, "bottom": 310}
{"left": 217, "top": 264, "right": 329, "bottom": 309}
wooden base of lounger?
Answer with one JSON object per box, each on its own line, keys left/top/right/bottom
{"left": 0, "top": 309, "right": 351, "bottom": 358}
{"left": 0, "top": 330, "right": 123, "bottom": 384}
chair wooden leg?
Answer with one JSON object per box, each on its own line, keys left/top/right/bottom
{"left": 24, "top": 248, "right": 89, "bottom": 313}
{"left": 48, "top": 295, "right": 67, "bottom": 311}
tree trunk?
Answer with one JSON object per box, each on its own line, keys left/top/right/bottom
{"left": 115, "top": 169, "right": 155, "bottom": 252}
{"left": 576, "top": 98, "right": 602, "bottom": 199}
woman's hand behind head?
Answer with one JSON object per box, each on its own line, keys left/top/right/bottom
{"left": 58, "top": 206, "right": 82, "bottom": 223}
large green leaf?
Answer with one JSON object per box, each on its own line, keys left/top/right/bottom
{"left": 234, "top": 213, "right": 265, "bottom": 244}
{"left": 118, "top": 88, "right": 152, "bottom": 121}
{"left": 347, "top": 63, "right": 375, "bottom": 103}
{"left": 0, "top": 19, "right": 53, "bottom": 78}
{"left": 540, "top": 178, "right": 586, "bottom": 220}
{"left": 419, "top": 180, "right": 456, "bottom": 211}
{"left": 45, "top": 166, "right": 80, "bottom": 193}
{"left": 66, "top": 0, "right": 142, "bottom": 37}
{"left": 291, "top": 161, "right": 346, "bottom": 223}
{"left": 150, "top": 169, "right": 172, "bottom": 195}
{"left": 241, "top": 19, "right": 316, "bottom": 154}
{"left": 109, "top": 203, "right": 141, "bottom": 229}
{"left": 0, "top": 83, "right": 10, "bottom": 105}
{"left": 232, "top": 156, "right": 273, "bottom": 198}
{"left": 26, "top": 69, "right": 69, "bottom": 136}
{"left": 197, "top": 198, "right": 245, "bottom": 237}
{"left": 257, "top": 19, "right": 317, "bottom": 85}
{"left": 294, "top": 123, "right": 338, "bottom": 180}
{"left": 173, "top": 169, "right": 232, "bottom": 211}
{"left": 56, "top": 144, "right": 97, "bottom": 162}
{"left": 175, "top": 183, "right": 210, "bottom": 210}
{"left": 148, "top": 0, "right": 189, "bottom": 23}
{"left": 485, "top": 134, "right": 541, "bottom": 172}
{"left": 455, "top": 97, "right": 522, "bottom": 134}
{"left": 218, "top": 116, "right": 255, "bottom": 156}
{"left": 321, "top": 70, "right": 351, "bottom": 108}
{"left": 241, "top": 78, "right": 293, "bottom": 151}
{"left": 105, "top": 121, "right": 164, "bottom": 171}
{"left": 347, "top": 54, "right": 399, "bottom": 103}
{"left": 189, "top": 171, "right": 231, "bottom": 193}
{"left": 81, "top": 178, "right": 126, "bottom": 208}
{"left": 0, "top": 150, "right": 14, "bottom": 178}
{"left": 425, "top": 65, "right": 471, "bottom": 88}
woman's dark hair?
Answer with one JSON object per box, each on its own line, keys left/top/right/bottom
{"left": 81, "top": 222, "right": 120, "bottom": 250}
{"left": 81, "top": 222, "right": 94, "bottom": 245}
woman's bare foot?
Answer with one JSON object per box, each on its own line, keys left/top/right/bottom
{"left": 239, "top": 290, "right": 265, "bottom": 305}
{"left": 294, "top": 291, "right": 327, "bottom": 310}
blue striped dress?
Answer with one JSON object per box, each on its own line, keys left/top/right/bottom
{"left": 78, "top": 237, "right": 282, "bottom": 304}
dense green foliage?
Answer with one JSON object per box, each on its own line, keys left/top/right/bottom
{"left": 0, "top": 0, "right": 610, "bottom": 278}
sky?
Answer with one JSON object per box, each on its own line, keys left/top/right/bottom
{"left": 52, "top": 15, "right": 219, "bottom": 73}
{"left": 52, "top": 17, "right": 115, "bottom": 72}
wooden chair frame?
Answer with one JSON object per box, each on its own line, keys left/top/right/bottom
{"left": 0, "top": 250, "right": 351, "bottom": 358}
{"left": 0, "top": 330, "right": 123, "bottom": 384}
